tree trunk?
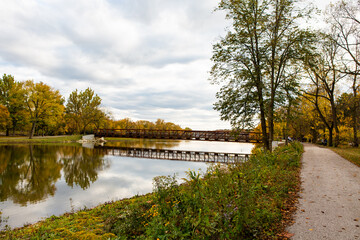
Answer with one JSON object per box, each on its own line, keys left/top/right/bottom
{"left": 352, "top": 81, "right": 359, "bottom": 147}
{"left": 285, "top": 101, "right": 292, "bottom": 145}
{"left": 328, "top": 126, "right": 333, "bottom": 147}
{"left": 258, "top": 88, "right": 270, "bottom": 150}
{"left": 6, "top": 128, "right": 10, "bottom": 136}
{"left": 331, "top": 100, "right": 340, "bottom": 147}
{"left": 268, "top": 100, "right": 274, "bottom": 149}
{"left": 334, "top": 125, "right": 340, "bottom": 147}
{"left": 352, "top": 115, "right": 358, "bottom": 147}
{"left": 29, "top": 122, "right": 36, "bottom": 139}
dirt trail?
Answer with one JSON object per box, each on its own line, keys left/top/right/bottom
{"left": 287, "top": 143, "right": 360, "bottom": 240}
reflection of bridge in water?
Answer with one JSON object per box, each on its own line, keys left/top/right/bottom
{"left": 95, "top": 129, "right": 261, "bottom": 143}
{"left": 94, "top": 146, "right": 251, "bottom": 164}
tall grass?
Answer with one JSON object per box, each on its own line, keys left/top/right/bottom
{"left": 107, "top": 141, "right": 303, "bottom": 239}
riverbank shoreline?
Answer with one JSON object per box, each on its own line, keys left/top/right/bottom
{"left": 0, "top": 142, "right": 303, "bottom": 239}
{"left": 0, "top": 135, "right": 82, "bottom": 144}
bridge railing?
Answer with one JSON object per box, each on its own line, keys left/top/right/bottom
{"left": 95, "top": 129, "right": 262, "bottom": 142}
{"left": 93, "top": 146, "right": 251, "bottom": 164}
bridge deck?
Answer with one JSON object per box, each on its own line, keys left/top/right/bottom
{"left": 94, "top": 146, "right": 250, "bottom": 164}
{"left": 95, "top": 129, "right": 261, "bottom": 143}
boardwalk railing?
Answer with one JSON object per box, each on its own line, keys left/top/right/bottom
{"left": 95, "top": 129, "right": 261, "bottom": 143}
{"left": 94, "top": 146, "right": 250, "bottom": 164}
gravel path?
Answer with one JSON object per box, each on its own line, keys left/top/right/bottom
{"left": 287, "top": 143, "right": 360, "bottom": 240}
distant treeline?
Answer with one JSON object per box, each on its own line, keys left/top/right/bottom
{"left": 0, "top": 74, "right": 188, "bottom": 138}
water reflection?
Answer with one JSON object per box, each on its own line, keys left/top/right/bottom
{"left": 0, "top": 140, "right": 252, "bottom": 229}
{"left": 0, "top": 145, "right": 62, "bottom": 206}
{"left": 60, "top": 146, "right": 110, "bottom": 190}
{"left": 105, "top": 138, "right": 181, "bottom": 149}
{"left": 0, "top": 145, "right": 109, "bottom": 206}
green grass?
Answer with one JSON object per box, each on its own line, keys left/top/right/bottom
{"left": 0, "top": 135, "right": 82, "bottom": 144}
{"left": 330, "top": 146, "right": 360, "bottom": 167}
{"left": 1, "top": 142, "right": 303, "bottom": 239}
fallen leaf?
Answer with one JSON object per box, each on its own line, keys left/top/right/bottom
{"left": 283, "top": 232, "right": 295, "bottom": 238}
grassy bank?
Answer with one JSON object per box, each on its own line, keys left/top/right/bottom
{"left": 0, "top": 135, "right": 82, "bottom": 144}
{"left": 1, "top": 142, "right": 303, "bottom": 239}
{"left": 330, "top": 146, "right": 360, "bottom": 167}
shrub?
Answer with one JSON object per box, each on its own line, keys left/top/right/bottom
{"left": 109, "top": 141, "right": 303, "bottom": 239}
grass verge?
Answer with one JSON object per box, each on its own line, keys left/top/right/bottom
{"left": 0, "top": 142, "right": 303, "bottom": 239}
{"left": 330, "top": 146, "right": 360, "bottom": 167}
{"left": 0, "top": 135, "right": 82, "bottom": 144}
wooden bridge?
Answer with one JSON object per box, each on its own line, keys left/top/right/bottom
{"left": 94, "top": 146, "right": 250, "bottom": 164}
{"left": 94, "top": 129, "right": 261, "bottom": 142}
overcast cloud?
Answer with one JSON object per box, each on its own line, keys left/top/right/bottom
{"left": 0, "top": 0, "right": 332, "bottom": 130}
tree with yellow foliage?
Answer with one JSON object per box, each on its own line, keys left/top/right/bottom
{"left": 0, "top": 105, "right": 11, "bottom": 131}
{"left": 24, "top": 80, "right": 64, "bottom": 139}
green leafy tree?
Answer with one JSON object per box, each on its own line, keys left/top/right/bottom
{"left": 66, "top": 88, "right": 104, "bottom": 134}
{"left": 210, "top": 0, "right": 314, "bottom": 150}
{"left": 24, "top": 80, "right": 64, "bottom": 139}
{"left": 0, "top": 74, "right": 27, "bottom": 135}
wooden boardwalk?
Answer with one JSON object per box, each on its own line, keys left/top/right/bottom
{"left": 95, "top": 129, "right": 261, "bottom": 143}
{"left": 94, "top": 146, "right": 250, "bottom": 164}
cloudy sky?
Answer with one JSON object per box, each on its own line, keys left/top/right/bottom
{"left": 0, "top": 0, "right": 332, "bottom": 130}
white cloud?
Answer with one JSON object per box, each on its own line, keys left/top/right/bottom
{"left": 0, "top": 0, "right": 333, "bottom": 130}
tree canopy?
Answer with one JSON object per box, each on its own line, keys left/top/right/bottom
{"left": 24, "top": 81, "right": 65, "bottom": 139}
{"left": 0, "top": 75, "right": 187, "bottom": 137}
{"left": 0, "top": 74, "right": 27, "bottom": 136}
{"left": 66, "top": 88, "right": 104, "bottom": 134}
{"left": 210, "top": 0, "right": 314, "bottom": 150}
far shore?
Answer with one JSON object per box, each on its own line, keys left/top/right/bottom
{"left": 0, "top": 135, "right": 82, "bottom": 144}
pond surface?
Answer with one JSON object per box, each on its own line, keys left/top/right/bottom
{"left": 0, "top": 139, "right": 253, "bottom": 230}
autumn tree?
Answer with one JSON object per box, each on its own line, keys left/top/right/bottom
{"left": 112, "top": 118, "right": 136, "bottom": 129}
{"left": 210, "top": 0, "right": 314, "bottom": 150}
{"left": 303, "top": 33, "right": 346, "bottom": 147}
{"left": 66, "top": 88, "right": 104, "bottom": 134}
{"left": 24, "top": 80, "right": 64, "bottom": 139}
{"left": 134, "top": 120, "right": 156, "bottom": 130}
{"left": 0, "top": 74, "right": 27, "bottom": 135}
{"left": 327, "top": 0, "right": 360, "bottom": 146}
{"left": 155, "top": 118, "right": 182, "bottom": 130}
{"left": 337, "top": 91, "right": 360, "bottom": 143}
{"left": 0, "top": 105, "right": 11, "bottom": 131}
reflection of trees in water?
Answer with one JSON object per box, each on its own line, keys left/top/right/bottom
{"left": 105, "top": 139, "right": 181, "bottom": 149}
{"left": 0, "top": 145, "right": 62, "bottom": 206}
{"left": 0, "top": 145, "right": 28, "bottom": 203}
{"left": 0, "top": 145, "right": 109, "bottom": 205}
{"left": 60, "top": 146, "right": 110, "bottom": 190}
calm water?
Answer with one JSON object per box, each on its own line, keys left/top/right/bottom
{"left": 0, "top": 139, "right": 253, "bottom": 229}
